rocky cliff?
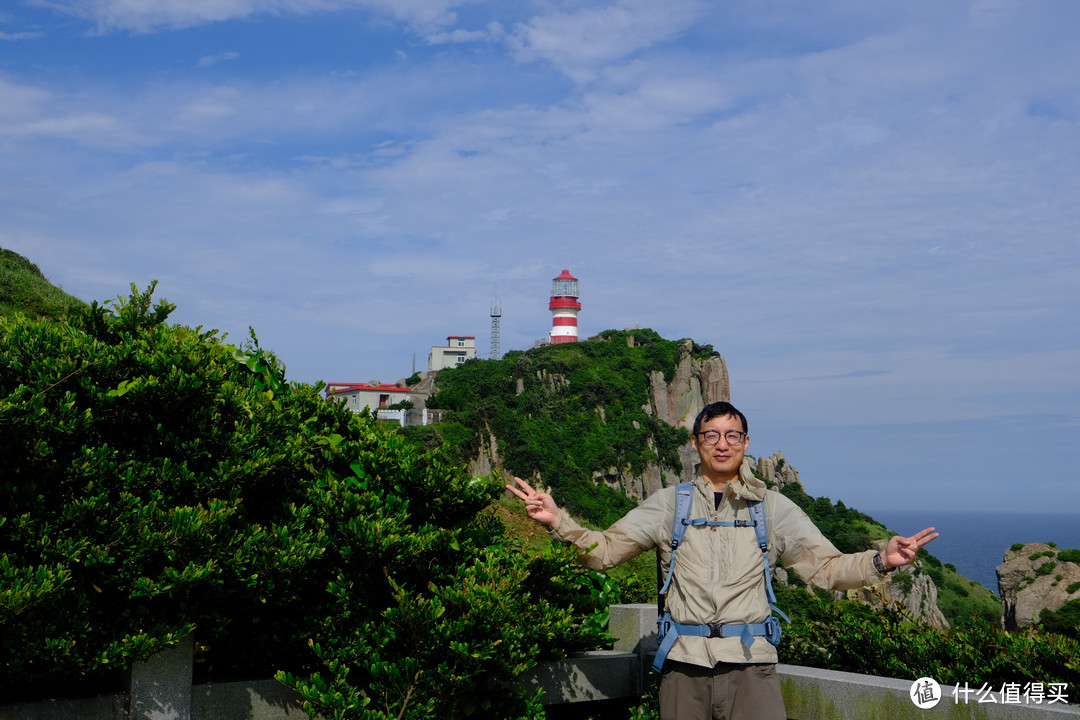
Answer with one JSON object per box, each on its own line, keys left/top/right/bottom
{"left": 841, "top": 539, "right": 949, "bottom": 629}
{"left": 644, "top": 339, "right": 730, "bottom": 433}
{"left": 629, "top": 339, "right": 731, "bottom": 498}
{"left": 997, "top": 543, "right": 1080, "bottom": 630}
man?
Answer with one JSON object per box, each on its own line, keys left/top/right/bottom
{"left": 508, "top": 401, "right": 938, "bottom": 720}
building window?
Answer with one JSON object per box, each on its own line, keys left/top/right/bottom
{"left": 456, "top": 356, "right": 465, "bottom": 363}
{"left": 457, "top": 339, "right": 465, "bottom": 346}
{"left": 379, "top": 394, "right": 389, "bottom": 407}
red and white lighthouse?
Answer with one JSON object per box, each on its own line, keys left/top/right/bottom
{"left": 548, "top": 269, "right": 581, "bottom": 344}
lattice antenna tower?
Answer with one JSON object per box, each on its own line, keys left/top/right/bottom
{"left": 489, "top": 300, "right": 502, "bottom": 360}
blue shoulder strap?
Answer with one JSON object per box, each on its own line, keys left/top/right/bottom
{"left": 658, "top": 482, "right": 694, "bottom": 597}
{"left": 749, "top": 498, "right": 787, "bottom": 617}
{"left": 748, "top": 500, "right": 775, "bottom": 605}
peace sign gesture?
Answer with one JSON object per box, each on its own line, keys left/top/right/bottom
{"left": 882, "top": 527, "right": 940, "bottom": 569}
{"left": 506, "top": 476, "right": 561, "bottom": 528}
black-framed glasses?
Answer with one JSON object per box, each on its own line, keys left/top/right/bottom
{"left": 697, "top": 430, "right": 747, "bottom": 446}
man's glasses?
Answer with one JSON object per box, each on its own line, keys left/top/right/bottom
{"left": 697, "top": 430, "right": 747, "bottom": 446}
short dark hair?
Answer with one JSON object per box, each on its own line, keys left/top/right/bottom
{"left": 692, "top": 401, "right": 748, "bottom": 436}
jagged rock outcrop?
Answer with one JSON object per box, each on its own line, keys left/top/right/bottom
{"left": 997, "top": 543, "right": 1080, "bottom": 630}
{"left": 470, "top": 432, "right": 502, "bottom": 479}
{"left": 843, "top": 539, "right": 950, "bottom": 629}
{"left": 630, "top": 339, "right": 730, "bottom": 497}
{"left": 754, "top": 451, "right": 800, "bottom": 491}
{"left": 645, "top": 339, "right": 730, "bottom": 433}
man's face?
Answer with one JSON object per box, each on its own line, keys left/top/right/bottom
{"left": 691, "top": 413, "right": 749, "bottom": 484}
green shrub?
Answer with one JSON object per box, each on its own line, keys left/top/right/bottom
{"left": 947, "top": 581, "right": 969, "bottom": 598}
{"left": 891, "top": 573, "right": 914, "bottom": 593}
{"left": 1056, "top": 548, "right": 1080, "bottom": 565}
{"left": 775, "top": 584, "right": 1080, "bottom": 700}
{"left": 1036, "top": 562, "right": 1059, "bottom": 577}
{"left": 0, "top": 284, "right": 612, "bottom": 716}
{"left": 1039, "top": 599, "right": 1080, "bottom": 639}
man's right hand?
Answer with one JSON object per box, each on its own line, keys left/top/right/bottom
{"left": 506, "top": 476, "right": 561, "bottom": 528}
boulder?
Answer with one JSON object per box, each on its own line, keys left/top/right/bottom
{"left": 997, "top": 542, "right": 1080, "bottom": 630}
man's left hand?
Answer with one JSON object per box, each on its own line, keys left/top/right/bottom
{"left": 883, "top": 527, "right": 939, "bottom": 569}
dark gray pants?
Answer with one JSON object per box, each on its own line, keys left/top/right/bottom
{"left": 659, "top": 661, "right": 786, "bottom": 720}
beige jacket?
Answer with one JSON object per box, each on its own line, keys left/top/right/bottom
{"left": 549, "top": 465, "right": 888, "bottom": 667}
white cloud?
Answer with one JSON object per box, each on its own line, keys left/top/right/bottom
{"left": 32, "top": 0, "right": 469, "bottom": 33}
{"left": 508, "top": 0, "right": 704, "bottom": 82}
{"left": 425, "top": 21, "right": 502, "bottom": 45}
{"left": 0, "top": 76, "right": 51, "bottom": 119}
{"left": 197, "top": 51, "right": 240, "bottom": 67}
{"left": 0, "top": 30, "right": 45, "bottom": 40}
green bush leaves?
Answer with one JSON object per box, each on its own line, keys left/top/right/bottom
{"left": 1, "top": 284, "right": 612, "bottom": 716}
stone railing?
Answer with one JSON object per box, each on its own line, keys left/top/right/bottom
{"left": 529, "top": 604, "right": 1080, "bottom": 719}
{"left": 2, "top": 605, "right": 1077, "bottom": 719}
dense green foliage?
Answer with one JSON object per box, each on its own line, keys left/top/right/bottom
{"left": 0, "top": 285, "right": 613, "bottom": 717}
{"left": 0, "top": 247, "right": 85, "bottom": 319}
{"left": 1040, "top": 599, "right": 1080, "bottom": 639}
{"left": 776, "top": 583, "right": 1079, "bottom": 699}
{"left": 416, "top": 330, "right": 710, "bottom": 528}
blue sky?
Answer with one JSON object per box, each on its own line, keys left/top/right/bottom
{"left": 3, "top": 0, "right": 1078, "bottom": 515}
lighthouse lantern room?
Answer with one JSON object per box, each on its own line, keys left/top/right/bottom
{"left": 548, "top": 269, "right": 581, "bottom": 344}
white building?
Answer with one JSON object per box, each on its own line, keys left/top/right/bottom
{"left": 428, "top": 335, "right": 476, "bottom": 371}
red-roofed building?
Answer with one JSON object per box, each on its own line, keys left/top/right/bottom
{"left": 325, "top": 382, "right": 411, "bottom": 414}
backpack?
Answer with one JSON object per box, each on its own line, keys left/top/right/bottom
{"left": 652, "top": 482, "right": 789, "bottom": 672}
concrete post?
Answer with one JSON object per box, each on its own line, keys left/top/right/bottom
{"left": 609, "top": 603, "right": 659, "bottom": 689}
{"left": 125, "top": 635, "right": 194, "bottom": 720}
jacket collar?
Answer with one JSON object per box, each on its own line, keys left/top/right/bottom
{"left": 694, "top": 462, "right": 767, "bottom": 502}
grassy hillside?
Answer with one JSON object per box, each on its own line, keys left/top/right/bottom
{"left": 408, "top": 332, "right": 1000, "bottom": 624}
{"left": 0, "top": 247, "right": 85, "bottom": 319}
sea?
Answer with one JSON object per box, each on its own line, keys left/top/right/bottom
{"left": 861, "top": 510, "right": 1080, "bottom": 595}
